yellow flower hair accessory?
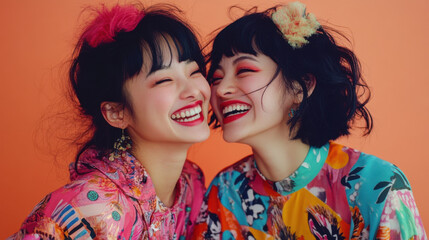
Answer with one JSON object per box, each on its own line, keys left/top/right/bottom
{"left": 271, "top": 2, "right": 320, "bottom": 49}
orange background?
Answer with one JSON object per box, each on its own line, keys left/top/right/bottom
{"left": 1, "top": 0, "right": 428, "bottom": 237}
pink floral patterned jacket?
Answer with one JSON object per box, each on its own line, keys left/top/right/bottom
{"left": 9, "top": 148, "right": 205, "bottom": 240}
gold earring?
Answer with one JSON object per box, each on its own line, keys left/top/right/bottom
{"left": 109, "top": 129, "right": 132, "bottom": 161}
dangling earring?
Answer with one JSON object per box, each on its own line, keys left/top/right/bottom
{"left": 288, "top": 108, "right": 296, "bottom": 118}
{"left": 109, "top": 128, "right": 132, "bottom": 161}
{"left": 114, "top": 128, "right": 132, "bottom": 151}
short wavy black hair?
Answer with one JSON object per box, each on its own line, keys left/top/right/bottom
{"left": 208, "top": 9, "right": 372, "bottom": 147}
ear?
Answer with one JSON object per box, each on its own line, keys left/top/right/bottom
{"left": 100, "top": 101, "right": 128, "bottom": 129}
{"left": 293, "top": 74, "right": 316, "bottom": 104}
{"left": 305, "top": 74, "right": 316, "bottom": 97}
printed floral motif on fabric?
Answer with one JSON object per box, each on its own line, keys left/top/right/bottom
{"left": 192, "top": 142, "right": 427, "bottom": 240}
{"left": 10, "top": 148, "right": 206, "bottom": 240}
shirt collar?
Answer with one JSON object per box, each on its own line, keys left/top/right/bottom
{"left": 253, "top": 143, "right": 329, "bottom": 195}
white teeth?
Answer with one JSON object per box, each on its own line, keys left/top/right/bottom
{"left": 172, "top": 105, "right": 202, "bottom": 121}
{"left": 222, "top": 104, "right": 250, "bottom": 115}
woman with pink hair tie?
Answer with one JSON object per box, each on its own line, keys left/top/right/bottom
{"left": 10, "top": 4, "right": 210, "bottom": 240}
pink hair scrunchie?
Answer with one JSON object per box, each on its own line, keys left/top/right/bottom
{"left": 82, "top": 5, "right": 145, "bottom": 47}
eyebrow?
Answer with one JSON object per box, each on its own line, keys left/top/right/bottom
{"left": 232, "top": 55, "right": 258, "bottom": 65}
{"left": 146, "top": 59, "right": 193, "bottom": 78}
{"left": 146, "top": 65, "right": 168, "bottom": 77}
{"left": 215, "top": 55, "right": 257, "bottom": 73}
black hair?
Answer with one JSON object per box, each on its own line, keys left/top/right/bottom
{"left": 208, "top": 9, "right": 372, "bottom": 147}
{"left": 69, "top": 4, "right": 206, "bottom": 164}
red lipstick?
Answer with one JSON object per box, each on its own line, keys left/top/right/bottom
{"left": 220, "top": 100, "right": 251, "bottom": 124}
{"left": 171, "top": 101, "right": 204, "bottom": 126}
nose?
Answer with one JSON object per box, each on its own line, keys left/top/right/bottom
{"left": 180, "top": 77, "right": 202, "bottom": 100}
{"left": 215, "top": 75, "right": 236, "bottom": 98}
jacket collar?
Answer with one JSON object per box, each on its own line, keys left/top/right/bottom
{"left": 70, "top": 148, "right": 186, "bottom": 218}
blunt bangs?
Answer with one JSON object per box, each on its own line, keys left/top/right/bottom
{"left": 208, "top": 13, "right": 289, "bottom": 81}
{"left": 137, "top": 12, "right": 206, "bottom": 76}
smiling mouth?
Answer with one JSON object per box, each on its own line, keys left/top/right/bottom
{"left": 221, "top": 102, "right": 251, "bottom": 124}
{"left": 171, "top": 102, "right": 203, "bottom": 125}
{"left": 223, "top": 104, "right": 250, "bottom": 117}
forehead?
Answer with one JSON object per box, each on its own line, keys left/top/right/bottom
{"left": 212, "top": 40, "right": 262, "bottom": 68}
{"left": 216, "top": 52, "right": 278, "bottom": 70}
{"left": 140, "top": 34, "right": 180, "bottom": 75}
{"left": 217, "top": 53, "right": 256, "bottom": 65}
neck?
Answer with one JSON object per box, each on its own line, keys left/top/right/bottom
{"left": 132, "top": 141, "right": 190, "bottom": 207}
{"left": 244, "top": 124, "right": 310, "bottom": 182}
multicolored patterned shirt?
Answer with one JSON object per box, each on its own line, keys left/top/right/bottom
{"left": 192, "top": 142, "right": 426, "bottom": 240}
{"left": 10, "top": 148, "right": 205, "bottom": 240}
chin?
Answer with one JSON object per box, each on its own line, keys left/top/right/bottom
{"left": 199, "top": 129, "right": 211, "bottom": 142}
{"left": 188, "top": 126, "right": 211, "bottom": 143}
{"left": 220, "top": 121, "right": 248, "bottom": 143}
{"left": 222, "top": 131, "right": 245, "bottom": 143}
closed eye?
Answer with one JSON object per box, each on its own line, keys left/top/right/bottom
{"left": 210, "top": 73, "right": 223, "bottom": 86}
{"left": 155, "top": 79, "right": 172, "bottom": 85}
{"left": 210, "top": 78, "right": 222, "bottom": 86}
{"left": 191, "top": 68, "right": 203, "bottom": 76}
{"left": 237, "top": 68, "right": 257, "bottom": 75}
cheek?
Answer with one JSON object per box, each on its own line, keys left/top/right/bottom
{"left": 209, "top": 89, "right": 222, "bottom": 117}
{"left": 209, "top": 87, "right": 219, "bottom": 107}
{"left": 239, "top": 76, "right": 268, "bottom": 94}
{"left": 138, "top": 91, "right": 173, "bottom": 116}
{"left": 262, "top": 80, "right": 291, "bottom": 113}
{"left": 210, "top": 86, "right": 217, "bottom": 101}
{"left": 197, "top": 78, "right": 211, "bottom": 99}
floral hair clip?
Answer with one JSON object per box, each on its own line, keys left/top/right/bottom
{"left": 271, "top": 1, "right": 320, "bottom": 49}
{"left": 82, "top": 5, "right": 145, "bottom": 47}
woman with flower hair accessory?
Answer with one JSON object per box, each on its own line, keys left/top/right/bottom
{"left": 192, "top": 1, "right": 426, "bottom": 239}
{"left": 9, "top": 3, "right": 211, "bottom": 240}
